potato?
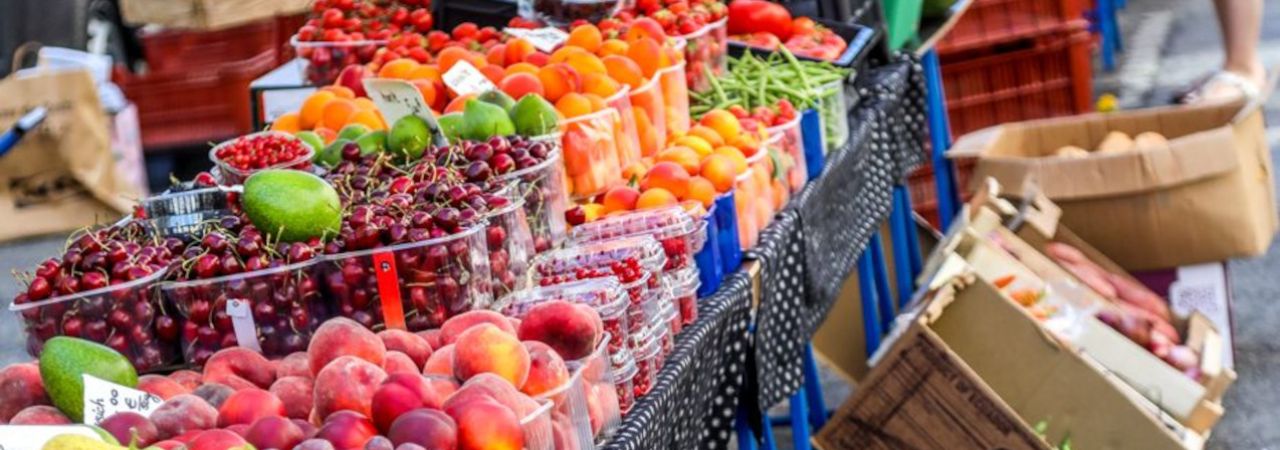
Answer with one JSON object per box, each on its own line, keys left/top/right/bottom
{"left": 1095, "top": 131, "right": 1134, "bottom": 153}
{"left": 1133, "top": 131, "right": 1169, "bottom": 151}
{"left": 1053, "top": 145, "right": 1090, "bottom": 159}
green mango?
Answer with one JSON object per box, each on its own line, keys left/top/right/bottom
{"left": 510, "top": 94, "right": 560, "bottom": 137}
{"left": 242, "top": 170, "right": 342, "bottom": 243}
{"left": 461, "top": 99, "right": 516, "bottom": 141}
{"left": 39, "top": 337, "right": 137, "bottom": 423}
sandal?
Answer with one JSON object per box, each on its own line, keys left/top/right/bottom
{"left": 1174, "top": 70, "right": 1262, "bottom": 105}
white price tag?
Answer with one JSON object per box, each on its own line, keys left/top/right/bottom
{"left": 262, "top": 87, "right": 318, "bottom": 123}
{"left": 442, "top": 61, "right": 498, "bottom": 98}
{"left": 362, "top": 78, "right": 448, "bottom": 146}
{"left": 504, "top": 27, "right": 569, "bottom": 52}
{"left": 82, "top": 374, "right": 163, "bottom": 426}
{"left": 0, "top": 425, "right": 103, "bottom": 450}
{"left": 226, "top": 299, "right": 263, "bottom": 353}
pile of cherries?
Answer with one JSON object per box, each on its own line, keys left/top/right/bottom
{"left": 165, "top": 216, "right": 326, "bottom": 366}
{"left": 296, "top": 0, "right": 436, "bottom": 83}
{"left": 12, "top": 222, "right": 184, "bottom": 371}
{"left": 211, "top": 133, "right": 312, "bottom": 184}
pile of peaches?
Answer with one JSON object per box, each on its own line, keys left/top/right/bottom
{"left": 1, "top": 303, "right": 617, "bottom": 450}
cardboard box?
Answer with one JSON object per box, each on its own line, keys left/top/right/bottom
{"left": 120, "top": 0, "right": 311, "bottom": 30}
{"left": 1134, "top": 262, "right": 1236, "bottom": 369}
{"left": 816, "top": 274, "right": 1205, "bottom": 450}
{"left": 947, "top": 100, "right": 1277, "bottom": 270}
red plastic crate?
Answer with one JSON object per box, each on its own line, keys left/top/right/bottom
{"left": 941, "top": 27, "right": 1093, "bottom": 137}
{"left": 116, "top": 50, "right": 278, "bottom": 150}
{"left": 139, "top": 14, "right": 304, "bottom": 73}
{"left": 936, "top": 0, "right": 1088, "bottom": 53}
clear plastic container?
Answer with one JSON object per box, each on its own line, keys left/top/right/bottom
{"left": 484, "top": 188, "right": 535, "bottom": 303}
{"left": 664, "top": 266, "right": 700, "bottom": 330}
{"left": 319, "top": 224, "right": 493, "bottom": 332}
{"left": 497, "top": 142, "right": 569, "bottom": 254}
{"left": 568, "top": 206, "right": 705, "bottom": 272}
{"left": 630, "top": 324, "right": 661, "bottom": 398}
{"left": 209, "top": 131, "right": 314, "bottom": 185}
{"left": 734, "top": 149, "right": 781, "bottom": 250}
{"left": 535, "top": 337, "right": 621, "bottom": 448}
{"left": 532, "top": 235, "right": 666, "bottom": 289}
{"left": 605, "top": 86, "right": 642, "bottom": 171}
{"left": 161, "top": 260, "right": 328, "bottom": 366}
{"left": 9, "top": 268, "right": 179, "bottom": 373}
{"left": 521, "top": 399, "right": 557, "bottom": 450}
{"left": 625, "top": 274, "right": 660, "bottom": 339}
{"left": 561, "top": 108, "right": 624, "bottom": 199}
{"left": 503, "top": 277, "right": 630, "bottom": 357}
{"left": 764, "top": 115, "right": 809, "bottom": 194}
{"left": 526, "top": 0, "right": 623, "bottom": 27}
{"left": 611, "top": 351, "right": 638, "bottom": 415}
{"left": 291, "top": 35, "right": 387, "bottom": 86}
{"left": 628, "top": 74, "right": 667, "bottom": 157}
{"left": 657, "top": 61, "right": 692, "bottom": 135}
{"left": 654, "top": 302, "right": 676, "bottom": 361}
{"left": 676, "top": 18, "right": 729, "bottom": 93}
{"left": 816, "top": 79, "right": 849, "bottom": 153}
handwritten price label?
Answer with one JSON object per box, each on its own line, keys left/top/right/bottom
{"left": 362, "top": 78, "right": 447, "bottom": 146}
{"left": 442, "top": 61, "right": 497, "bottom": 98}
{"left": 0, "top": 425, "right": 103, "bottom": 450}
{"left": 504, "top": 27, "right": 569, "bottom": 52}
{"left": 82, "top": 374, "right": 163, "bottom": 426}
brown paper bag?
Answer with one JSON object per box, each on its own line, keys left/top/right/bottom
{"left": 0, "top": 68, "right": 139, "bottom": 241}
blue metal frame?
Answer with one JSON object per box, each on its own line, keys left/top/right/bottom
{"left": 922, "top": 50, "right": 959, "bottom": 231}
{"left": 1093, "top": 0, "right": 1124, "bottom": 71}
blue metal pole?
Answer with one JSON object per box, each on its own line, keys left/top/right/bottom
{"left": 803, "top": 344, "right": 828, "bottom": 428}
{"left": 736, "top": 406, "right": 759, "bottom": 450}
{"left": 897, "top": 187, "right": 924, "bottom": 279}
{"left": 922, "top": 50, "right": 959, "bottom": 230}
{"left": 889, "top": 186, "right": 915, "bottom": 308}
{"left": 856, "top": 250, "right": 884, "bottom": 357}
{"left": 789, "top": 389, "right": 811, "bottom": 450}
{"left": 869, "top": 235, "right": 894, "bottom": 332}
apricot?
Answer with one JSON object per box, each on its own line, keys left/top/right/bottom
{"left": 640, "top": 161, "right": 691, "bottom": 198}
{"left": 453, "top": 324, "right": 531, "bottom": 387}
{"left": 565, "top": 53, "right": 607, "bottom": 76}
{"left": 699, "top": 110, "right": 742, "bottom": 142}
{"left": 686, "top": 176, "right": 717, "bottom": 207}
{"left": 271, "top": 113, "right": 302, "bottom": 133}
{"left": 688, "top": 125, "right": 726, "bottom": 147}
{"left": 523, "top": 51, "right": 550, "bottom": 67}
{"left": 556, "top": 93, "right": 594, "bottom": 118}
{"left": 0, "top": 363, "right": 49, "bottom": 422}
{"left": 601, "top": 186, "right": 641, "bottom": 213}
{"left": 656, "top": 146, "right": 701, "bottom": 175}
{"left": 713, "top": 146, "right": 750, "bottom": 174}
{"left": 674, "top": 135, "right": 713, "bottom": 157}
{"left": 313, "top": 356, "right": 389, "bottom": 419}
{"left": 444, "top": 94, "right": 475, "bottom": 114}
{"left": 580, "top": 72, "right": 620, "bottom": 97}
{"left": 308, "top": 317, "right": 387, "bottom": 376}
{"left": 602, "top": 56, "right": 645, "bottom": 89}
{"left": 299, "top": 91, "right": 337, "bottom": 129}
{"left": 538, "top": 64, "right": 580, "bottom": 102}
{"left": 269, "top": 376, "right": 315, "bottom": 420}
{"left": 486, "top": 44, "right": 507, "bottom": 66}
{"left": 505, "top": 39, "right": 537, "bottom": 66}
{"left": 516, "top": 300, "right": 602, "bottom": 361}
{"left": 637, "top": 188, "right": 680, "bottom": 210}
{"left": 204, "top": 347, "right": 275, "bottom": 390}
{"left": 480, "top": 65, "right": 506, "bottom": 85}
{"left": 500, "top": 72, "right": 545, "bottom": 100}
{"left": 441, "top": 310, "right": 516, "bottom": 345}
{"left": 377, "top": 58, "right": 419, "bottom": 79}
{"left": 626, "top": 38, "right": 667, "bottom": 78}
{"left": 505, "top": 62, "right": 540, "bottom": 76}
{"left": 567, "top": 25, "right": 603, "bottom": 53}
{"left": 321, "top": 99, "right": 358, "bottom": 131}
{"left": 598, "top": 39, "right": 629, "bottom": 57}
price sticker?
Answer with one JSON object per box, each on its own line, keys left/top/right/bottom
{"left": 372, "top": 251, "right": 407, "bottom": 330}
{"left": 442, "top": 61, "right": 498, "bottom": 98}
{"left": 504, "top": 27, "right": 569, "bottom": 52}
{"left": 226, "top": 299, "right": 263, "bottom": 353}
{"left": 362, "top": 78, "right": 448, "bottom": 147}
{"left": 0, "top": 425, "right": 103, "bottom": 450}
{"left": 82, "top": 374, "right": 163, "bottom": 426}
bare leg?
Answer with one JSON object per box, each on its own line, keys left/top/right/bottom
{"left": 1206, "top": 0, "right": 1266, "bottom": 99}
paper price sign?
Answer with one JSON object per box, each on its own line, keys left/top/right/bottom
{"left": 0, "top": 425, "right": 103, "bottom": 450}
{"left": 82, "top": 374, "right": 163, "bottom": 425}
{"left": 504, "top": 27, "right": 569, "bottom": 52}
{"left": 442, "top": 61, "right": 497, "bottom": 98}
{"left": 362, "top": 78, "right": 447, "bottom": 146}
{"left": 226, "top": 299, "right": 263, "bottom": 353}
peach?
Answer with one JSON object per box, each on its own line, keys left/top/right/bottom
{"left": 270, "top": 376, "right": 315, "bottom": 420}
{"left": 601, "top": 186, "right": 641, "bottom": 213}
{"left": 138, "top": 375, "right": 189, "bottom": 400}
{"left": 276, "top": 352, "right": 314, "bottom": 379}
{"left": 309, "top": 318, "right": 387, "bottom": 376}
{"left": 152, "top": 395, "right": 218, "bottom": 438}
{"left": 551, "top": 412, "right": 581, "bottom": 450}
{"left": 422, "top": 344, "right": 455, "bottom": 377}
{"left": 451, "top": 399, "right": 524, "bottom": 450}
{"left": 383, "top": 351, "right": 419, "bottom": 375}
{"left": 187, "top": 429, "right": 249, "bottom": 450}
{"left": 0, "top": 363, "right": 48, "bottom": 422}
{"left": 388, "top": 408, "right": 457, "bottom": 449}
{"left": 370, "top": 374, "right": 429, "bottom": 433}
{"left": 204, "top": 347, "right": 276, "bottom": 390}
{"left": 440, "top": 310, "right": 516, "bottom": 345}
{"left": 168, "top": 370, "right": 203, "bottom": 390}
{"left": 641, "top": 161, "right": 691, "bottom": 199}
{"left": 453, "top": 324, "right": 530, "bottom": 387}
{"left": 416, "top": 329, "right": 444, "bottom": 350}
{"left": 10, "top": 405, "right": 70, "bottom": 425}
{"left": 294, "top": 418, "right": 318, "bottom": 438}
{"left": 170, "top": 431, "right": 203, "bottom": 444}
{"left": 314, "top": 356, "right": 388, "bottom": 419}
{"left": 296, "top": 438, "right": 338, "bottom": 450}
{"left": 315, "top": 410, "right": 377, "bottom": 450}
{"left": 192, "top": 383, "right": 234, "bottom": 408}
{"left": 448, "top": 373, "right": 529, "bottom": 418}
{"left": 500, "top": 73, "right": 546, "bottom": 100}
{"left": 520, "top": 341, "right": 570, "bottom": 397}
{"left": 101, "top": 412, "right": 160, "bottom": 446}
{"left": 588, "top": 382, "right": 618, "bottom": 434}
{"left": 364, "top": 436, "right": 394, "bottom": 450}
{"left": 378, "top": 330, "right": 433, "bottom": 369}
{"left": 245, "top": 416, "right": 306, "bottom": 450}
{"left": 517, "top": 300, "right": 602, "bottom": 360}
{"left": 218, "top": 388, "right": 286, "bottom": 427}
{"left": 523, "top": 51, "right": 550, "bottom": 67}
{"left": 150, "top": 440, "right": 184, "bottom": 450}
{"left": 225, "top": 424, "right": 250, "bottom": 437}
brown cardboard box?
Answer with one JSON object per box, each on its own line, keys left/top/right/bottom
{"left": 946, "top": 100, "right": 1277, "bottom": 270}
{"left": 120, "top": 0, "right": 312, "bottom": 30}
{"left": 816, "top": 274, "right": 1203, "bottom": 450}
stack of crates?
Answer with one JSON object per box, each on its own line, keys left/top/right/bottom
{"left": 910, "top": 0, "right": 1095, "bottom": 226}
{"left": 114, "top": 15, "right": 305, "bottom": 151}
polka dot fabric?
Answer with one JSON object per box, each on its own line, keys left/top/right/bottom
{"left": 745, "top": 210, "right": 810, "bottom": 408}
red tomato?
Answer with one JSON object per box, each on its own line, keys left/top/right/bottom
{"left": 727, "top": 0, "right": 793, "bottom": 41}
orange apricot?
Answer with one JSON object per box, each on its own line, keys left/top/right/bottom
{"left": 639, "top": 161, "right": 690, "bottom": 198}
{"left": 655, "top": 146, "right": 700, "bottom": 175}
{"left": 523, "top": 51, "right": 550, "bottom": 67}
{"left": 321, "top": 99, "right": 358, "bottom": 130}
{"left": 486, "top": 44, "right": 507, "bottom": 66}
{"left": 566, "top": 25, "right": 603, "bottom": 53}
{"left": 550, "top": 46, "right": 589, "bottom": 64}
{"left": 602, "top": 56, "right": 645, "bottom": 89}
{"left": 314, "top": 127, "right": 338, "bottom": 144}
{"left": 321, "top": 85, "right": 356, "bottom": 99}
{"left": 687, "top": 125, "right": 725, "bottom": 147}
{"left": 699, "top": 154, "right": 737, "bottom": 192}
{"left": 406, "top": 64, "right": 442, "bottom": 83}
{"left": 698, "top": 110, "right": 742, "bottom": 143}
{"left": 636, "top": 188, "right": 679, "bottom": 210}
{"left": 479, "top": 65, "right": 506, "bottom": 85}
{"left": 377, "top": 58, "right": 419, "bottom": 79}
{"left": 625, "top": 38, "right": 666, "bottom": 78}
{"left": 409, "top": 80, "right": 438, "bottom": 109}
{"left": 499, "top": 73, "right": 545, "bottom": 100}
{"left": 601, "top": 186, "right": 641, "bottom": 213}
{"left": 505, "top": 62, "right": 539, "bottom": 76}
{"left": 580, "top": 72, "right": 620, "bottom": 97}
{"left": 505, "top": 39, "right": 537, "bottom": 66}
{"left": 712, "top": 146, "right": 749, "bottom": 174}
{"left": 270, "top": 113, "right": 301, "bottom": 133}
{"left": 538, "top": 64, "right": 580, "bottom": 102}
{"left": 353, "top": 97, "right": 377, "bottom": 110}
{"left": 581, "top": 93, "right": 607, "bottom": 112}
{"left": 672, "top": 135, "right": 712, "bottom": 157}
{"left": 349, "top": 110, "right": 386, "bottom": 130}
{"left": 555, "top": 93, "right": 593, "bottom": 118}
{"left": 598, "top": 39, "right": 629, "bottom": 57}
{"left": 299, "top": 91, "right": 337, "bottom": 129}
{"left": 444, "top": 94, "right": 476, "bottom": 114}
{"left": 686, "top": 176, "right": 717, "bottom": 207}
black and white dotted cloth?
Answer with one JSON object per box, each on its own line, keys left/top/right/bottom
{"left": 744, "top": 210, "right": 810, "bottom": 409}
{"left": 602, "top": 272, "right": 753, "bottom": 450}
